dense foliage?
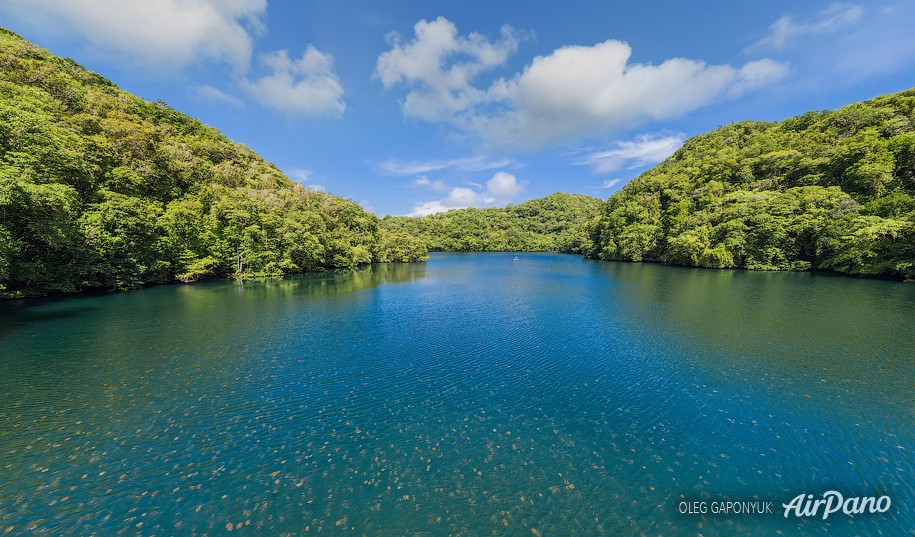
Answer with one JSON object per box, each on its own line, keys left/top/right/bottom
{"left": 380, "top": 193, "right": 602, "bottom": 253}
{"left": 4, "top": 26, "right": 912, "bottom": 298}
{"left": 0, "top": 28, "right": 426, "bottom": 297}
{"left": 588, "top": 89, "right": 915, "bottom": 280}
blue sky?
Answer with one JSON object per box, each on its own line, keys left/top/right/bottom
{"left": 2, "top": 1, "right": 914, "bottom": 216}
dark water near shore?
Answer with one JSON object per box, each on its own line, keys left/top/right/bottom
{"left": 1, "top": 253, "right": 913, "bottom": 535}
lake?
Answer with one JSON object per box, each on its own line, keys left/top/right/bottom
{"left": 1, "top": 253, "right": 913, "bottom": 535}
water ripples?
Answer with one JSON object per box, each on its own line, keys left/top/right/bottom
{"left": 1, "top": 254, "right": 913, "bottom": 535}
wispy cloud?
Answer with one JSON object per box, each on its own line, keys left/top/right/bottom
{"left": 285, "top": 167, "right": 313, "bottom": 182}
{"left": 411, "top": 176, "right": 448, "bottom": 192}
{"left": 596, "top": 179, "right": 621, "bottom": 190}
{"left": 193, "top": 85, "right": 244, "bottom": 107}
{"left": 744, "top": 2, "right": 915, "bottom": 84}
{"left": 746, "top": 3, "right": 864, "bottom": 53}
{"left": 378, "top": 155, "right": 516, "bottom": 176}
{"left": 574, "top": 133, "right": 685, "bottom": 175}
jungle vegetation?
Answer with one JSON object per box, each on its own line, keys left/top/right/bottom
{"left": 379, "top": 193, "right": 602, "bottom": 254}
{"left": 3, "top": 25, "right": 913, "bottom": 299}
{"left": 587, "top": 89, "right": 915, "bottom": 280}
{"left": 0, "top": 28, "right": 426, "bottom": 297}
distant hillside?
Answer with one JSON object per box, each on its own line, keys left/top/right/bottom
{"left": 588, "top": 89, "right": 915, "bottom": 280}
{"left": 0, "top": 28, "right": 425, "bottom": 297}
{"left": 380, "top": 193, "right": 603, "bottom": 253}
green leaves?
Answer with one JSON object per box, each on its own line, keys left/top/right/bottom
{"left": 0, "top": 29, "right": 386, "bottom": 297}
{"left": 380, "top": 193, "right": 602, "bottom": 255}
{"left": 376, "top": 230, "right": 428, "bottom": 263}
{"left": 589, "top": 89, "right": 915, "bottom": 280}
{"left": 79, "top": 192, "right": 169, "bottom": 290}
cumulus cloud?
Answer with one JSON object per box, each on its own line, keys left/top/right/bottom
{"left": 378, "top": 155, "right": 515, "bottom": 176}
{"left": 375, "top": 16, "right": 521, "bottom": 122}
{"left": 575, "top": 133, "right": 685, "bottom": 174}
{"left": 0, "top": 0, "right": 266, "bottom": 72}
{"left": 241, "top": 48, "right": 345, "bottom": 117}
{"left": 747, "top": 3, "right": 864, "bottom": 52}
{"left": 0, "top": 0, "right": 347, "bottom": 117}
{"left": 486, "top": 171, "right": 524, "bottom": 198}
{"left": 475, "top": 43, "right": 787, "bottom": 149}
{"left": 376, "top": 18, "right": 787, "bottom": 149}
{"left": 407, "top": 171, "right": 525, "bottom": 216}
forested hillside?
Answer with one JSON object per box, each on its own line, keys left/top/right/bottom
{"left": 380, "top": 193, "right": 602, "bottom": 253}
{"left": 0, "top": 28, "right": 426, "bottom": 298}
{"left": 4, "top": 25, "right": 913, "bottom": 299}
{"left": 588, "top": 89, "right": 915, "bottom": 280}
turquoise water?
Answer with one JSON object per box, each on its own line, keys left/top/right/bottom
{"left": 0, "top": 253, "right": 913, "bottom": 535}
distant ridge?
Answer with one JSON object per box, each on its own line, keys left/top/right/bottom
{"left": 380, "top": 193, "right": 603, "bottom": 253}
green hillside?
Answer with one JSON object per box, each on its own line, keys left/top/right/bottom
{"left": 4, "top": 23, "right": 912, "bottom": 298}
{"left": 588, "top": 89, "right": 915, "bottom": 280}
{"left": 0, "top": 28, "right": 426, "bottom": 298}
{"left": 380, "top": 193, "right": 602, "bottom": 253}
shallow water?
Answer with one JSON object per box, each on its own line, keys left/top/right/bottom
{"left": 1, "top": 253, "right": 913, "bottom": 535}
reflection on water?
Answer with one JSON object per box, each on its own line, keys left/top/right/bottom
{"left": 228, "top": 261, "right": 429, "bottom": 297}
{"left": 0, "top": 254, "right": 912, "bottom": 535}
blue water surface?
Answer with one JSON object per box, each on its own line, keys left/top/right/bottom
{"left": 1, "top": 253, "right": 913, "bottom": 535}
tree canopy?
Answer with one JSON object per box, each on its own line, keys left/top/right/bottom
{"left": 0, "top": 28, "right": 426, "bottom": 297}
{"left": 3, "top": 25, "right": 913, "bottom": 298}
{"left": 587, "top": 89, "right": 915, "bottom": 280}
{"left": 380, "top": 193, "right": 603, "bottom": 254}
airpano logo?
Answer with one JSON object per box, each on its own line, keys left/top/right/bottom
{"left": 782, "top": 491, "right": 891, "bottom": 519}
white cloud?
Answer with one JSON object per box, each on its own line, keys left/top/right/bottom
{"left": 407, "top": 171, "right": 525, "bottom": 216}
{"left": 747, "top": 3, "right": 864, "bottom": 52}
{"left": 1, "top": 0, "right": 348, "bottom": 118}
{"left": 575, "top": 133, "right": 685, "bottom": 174}
{"left": 378, "top": 155, "right": 515, "bottom": 176}
{"left": 375, "top": 16, "right": 521, "bottom": 122}
{"left": 486, "top": 171, "right": 523, "bottom": 198}
{"left": 475, "top": 43, "right": 787, "bottom": 149}
{"left": 241, "top": 48, "right": 345, "bottom": 117}
{"left": 412, "top": 176, "right": 448, "bottom": 192}
{"left": 407, "top": 200, "right": 451, "bottom": 217}
{"left": 193, "top": 85, "right": 244, "bottom": 107}
{"left": 597, "top": 179, "right": 622, "bottom": 190}
{"left": 376, "top": 18, "right": 788, "bottom": 149}
{"left": 1, "top": 0, "right": 266, "bottom": 72}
